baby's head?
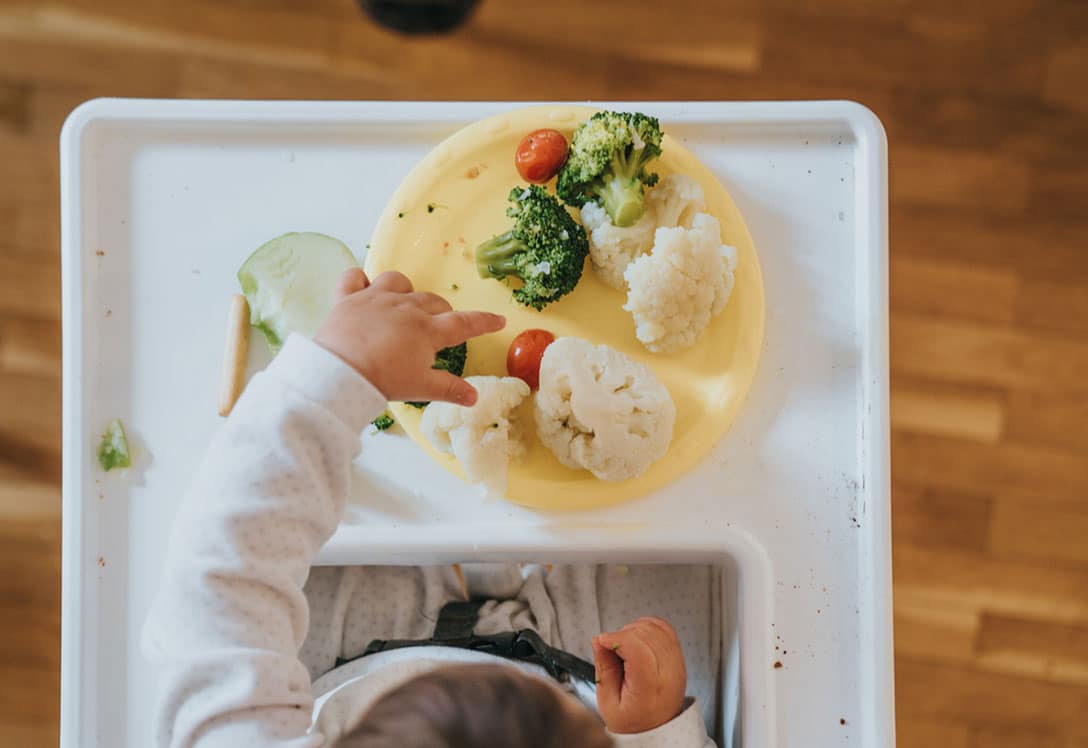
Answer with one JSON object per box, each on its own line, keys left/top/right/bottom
{"left": 338, "top": 664, "right": 612, "bottom": 748}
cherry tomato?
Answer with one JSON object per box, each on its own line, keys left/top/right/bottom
{"left": 506, "top": 329, "right": 556, "bottom": 390}
{"left": 515, "top": 129, "right": 569, "bottom": 184}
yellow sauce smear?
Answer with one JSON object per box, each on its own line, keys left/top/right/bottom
{"left": 367, "top": 106, "right": 765, "bottom": 510}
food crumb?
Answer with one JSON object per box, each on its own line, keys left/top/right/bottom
{"left": 397, "top": 211, "right": 405, "bottom": 219}
{"left": 97, "top": 556, "right": 106, "bottom": 567}
{"left": 465, "top": 166, "right": 480, "bottom": 179}
{"left": 450, "top": 283, "right": 459, "bottom": 291}
{"left": 95, "top": 250, "right": 105, "bottom": 257}
{"left": 612, "top": 644, "right": 620, "bottom": 652}
{"left": 840, "top": 718, "right": 847, "bottom": 726}
{"left": 773, "top": 661, "right": 783, "bottom": 669}
{"left": 457, "top": 236, "right": 465, "bottom": 244}
{"left": 443, "top": 241, "right": 449, "bottom": 248}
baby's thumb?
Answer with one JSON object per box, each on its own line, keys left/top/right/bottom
{"left": 425, "top": 369, "right": 477, "bottom": 407}
{"left": 592, "top": 636, "right": 623, "bottom": 710}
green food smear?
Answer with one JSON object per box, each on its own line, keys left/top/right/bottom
{"left": 98, "top": 418, "right": 132, "bottom": 471}
{"left": 372, "top": 412, "right": 395, "bottom": 431}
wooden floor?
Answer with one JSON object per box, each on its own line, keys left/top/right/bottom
{"left": 1, "top": 0, "right": 1086, "bottom": 745}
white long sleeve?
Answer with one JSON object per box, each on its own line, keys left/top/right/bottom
{"left": 142, "top": 334, "right": 387, "bottom": 748}
{"left": 609, "top": 699, "right": 717, "bottom": 748}
{"left": 141, "top": 333, "right": 716, "bottom": 748}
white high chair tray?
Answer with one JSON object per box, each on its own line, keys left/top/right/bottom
{"left": 61, "top": 100, "right": 891, "bottom": 748}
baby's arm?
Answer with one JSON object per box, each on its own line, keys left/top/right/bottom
{"left": 593, "top": 617, "right": 717, "bottom": 747}
{"left": 142, "top": 269, "right": 504, "bottom": 748}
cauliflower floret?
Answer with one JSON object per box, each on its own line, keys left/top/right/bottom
{"left": 535, "top": 337, "right": 676, "bottom": 481}
{"left": 623, "top": 213, "right": 738, "bottom": 354}
{"left": 646, "top": 173, "right": 706, "bottom": 230}
{"left": 582, "top": 174, "right": 707, "bottom": 289}
{"left": 421, "top": 376, "right": 530, "bottom": 497}
{"left": 581, "top": 201, "right": 657, "bottom": 290}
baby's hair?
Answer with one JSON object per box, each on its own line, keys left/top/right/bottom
{"left": 337, "top": 664, "right": 612, "bottom": 748}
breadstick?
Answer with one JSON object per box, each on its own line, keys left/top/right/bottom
{"left": 217, "top": 294, "right": 250, "bottom": 417}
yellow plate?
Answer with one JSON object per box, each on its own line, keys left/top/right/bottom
{"left": 367, "top": 105, "right": 764, "bottom": 510}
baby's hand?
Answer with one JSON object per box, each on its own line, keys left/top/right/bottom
{"left": 315, "top": 268, "right": 505, "bottom": 406}
{"left": 592, "top": 616, "right": 687, "bottom": 734}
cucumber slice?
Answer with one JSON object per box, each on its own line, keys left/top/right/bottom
{"left": 98, "top": 418, "right": 131, "bottom": 471}
{"left": 237, "top": 232, "right": 358, "bottom": 352}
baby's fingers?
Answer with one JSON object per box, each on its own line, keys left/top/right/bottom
{"left": 369, "top": 270, "right": 414, "bottom": 294}
{"left": 432, "top": 310, "right": 506, "bottom": 348}
{"left": 335, "top": 267, "right": 370, "bottom": 299}
{"left": 597, "top": 629, "right": 658, "bottom": 695}
{"left": 592, "top": 637, "right": 624, "bottom": 712}
{"left": 412, "top": 291, "right": 454, "bottom": 315}
{"left": 422, "top": 369, "right": 478, "bottom": 407}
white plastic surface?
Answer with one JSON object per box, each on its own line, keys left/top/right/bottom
{"left": 60, "top": 100, "right": 891, "bottom": 748}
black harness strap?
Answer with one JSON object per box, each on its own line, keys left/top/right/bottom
{"left": 335, "top": 600, "right": 597, "bottom": 685}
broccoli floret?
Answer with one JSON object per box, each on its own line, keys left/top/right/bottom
{"left": 371, "top": 412, "right": 395, "bottom": 431}
{"left": 475, "top": 186, "right": 589, "bottom": 310}
{"left": 407, "top": 342, "right": 468, "bottom": 409}
{"left": 556, "top": 111, "right": 663, "bottom": 227}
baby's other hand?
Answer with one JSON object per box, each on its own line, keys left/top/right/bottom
{"left": 315, "top": 268, "right": 505, "bottom": 406}
{"left": 592, "top": 616, "right": 687, "bottom": 734}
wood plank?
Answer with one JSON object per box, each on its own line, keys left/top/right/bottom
{"left": 892, "top": 483, "right": 992, "bottom": 551}
{"left": 1004, "top": 389, "right": 1088, "bottom": 455}
{"left": 893, "top": 431, "right": 1088, "bottom": 503}
{"left": 0, "top": 518, "right": 59, "bottom": 741}
{"left": 895, "top": 658, "right": 1087, "bottom": 729}
{"left": 891, "top": 205, "right": 1088, "bottom": 284}
{"left": 896, "top": 718, "right": 970, "bottom": 748}
{"left": 892, "top": 145, "right": 1031, "bottom": 215}
{"left": 0, "top": 725, "right": 58, "bottom": 748}
{"left": 891, "top": 380, "right": 1005, "bottom": 443}
{"left": 0, "top": 372, "right": 62, "bottom": 485}
{"left": 0, "top": 257, "right": 60, "bottom": 322}
{"left": 878, "top": 88, "right": 1088, "bottom": 161}
{"left": 1017, "top": 278, "right": 1088, "bottom": 337}
{"left": 0, "top": 135, "right": 60, "bottom": 257}
{"left": 0, "top": 479, "right": 60, "bottom": 520}
{"left": 0, "top": 33, "right": 182, "bottom": 96}
{"left": 892, "top": 314, "right": 1088, "bottom": 394}
{"left": 469, "top": 0, "right": 763, "bottom": 75}
{"left": 0, "top": 318, "right": 61, "bottom": 378}
{"left": 0, "top": 80, "right": 31, "bottom": 135}
{"left": 976, "top": 615, "right": 1088, "bottom": 687}
{"left": 329, "top": 19, "right": 615, "bottom": 99}
{"left": 0, "top": 2, "right": 336, "bottom": 72}
{"left": 894, "top": 545, "right": 1088, "bottom": 625}
{"left": 1029, "top": 158, "right": 1088, "bottom": 224}
{"left": 179, "top": 56, "right": 393, "bottom": 101}
{"left": 989, "top": 498, "right": 1088, "bottom": 566}
{"left": 890, "top": 255, "right": 1020, "bottom": 325}
{"left": 0, "top": 664, "right": 59, "bottom": 729}
{"left": 1044, "top": 37, "right": 1088, "bottom": 116}
{"left": 894, "top": 596, "right": 979, "bottom": 662}
{"left": 969, "top": 723, "right": 1063, "bottom": 748}
{"left": 760, "top": 7, "right": 1047, "bottom": 98}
